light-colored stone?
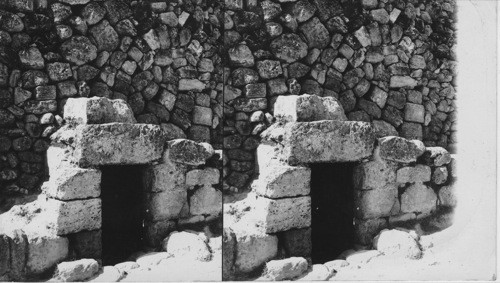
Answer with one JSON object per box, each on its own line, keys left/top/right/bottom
{"left": 274, "top": 94, "right": 347, "bottom": 122}
{"left": 355, "top": 185, "right": 398, "bottom": 219}
{"left": 178, "top": 79, "right": 206, "bottom": 91}
{"left": 378, "top": 136, "right": 425, "bottom": 163}
{"left": 372, "top": 120, "right": 398, "bottom": 138}
{"left": 390, "top": 76, "right": 417, "bottom": 88}
{"left": 64, "top": 97, "right": 136, "bottom": 124}
{"left": 373, "top": 229, "right": 422, "bottom": 259}
{"left": 261, "top": 257, "right": 308, "bottom": 280}
{"left": 400, "top": 183, "right": 437, "bottom": 214}
{"left": 345, "top": 250, "right": 381, "bottom": 266}
{"left": 88, "top": 266, "right": 122, "bottom": 282}
{"left": 162, "top": 231, "right": 211, "bottom": 261}
{"left": 114, "top": 262, "right": 139, "bottom": 274}
{"left": 190, "top": 186, "right": 222, "bottom": 216}
{"left": 73, "top": 123, "right": 166, "bottom": 167}
{"left": 42, "top": 167, "right": 101, "bottom": 200}
{"left": 396, "top": 165, "right": 431, "bottom": 184}
{"left": 253, "top": 163, "right": 310, "bottom": 198}
{"left": 45, "top": 198, "right": 101, "bottom": 235}
{"left": 26, "top": 232, "right": 69, "bottom": 274}
{"left": 143, "top": 159, "right": 186, "bottom": 193}
{"left": 253, "top": 195, "right": 311, "bottom": 233}
{"left": 296, "top": 264, "right": 333, "bottom": 281}
{"left": 353, "top": 158, "right": 397, "bottom": 191}
{"left": 262, "top": 121, "right": 375, "bottom": 165}
{"left": 136, "top": 252, "right": 171, "bottom": 267}
{"left": 145, "top": 188, "right": 186, "bottom": 221}
{"left": 54, "top": 259, "right": 99, "bottom": 281}
{"left": 167, "top": 139, "right": 214, "bottom": 166}
{"left": 438, "top": 185, "right": 456, "bottom": 207}
{"left": 323, "top": 259, "right": 349, "bottom": 273}
{"left": 421, "top": 147, "right": 452, "bottom": 166}
{"left": 354, "top": 26, "right": 371, "bottom": 47}
{"left": 233, "top": 225, "right": 278, "bottom": 273}
{"left": 186, "top": 168, "right": 219, "bottom": 186}
{"left": 432, "top": 166, "right": 448, "bottom": 185}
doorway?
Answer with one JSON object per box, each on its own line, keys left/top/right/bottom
{"left": 101, "top": 165, "right": 145, "bottom": 265}
{"left": 310, "top": 163, "right": 356, "bottom": 264}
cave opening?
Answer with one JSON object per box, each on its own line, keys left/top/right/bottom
{"left": 101, "top": 165, "right": 145, "bottom": 265}
{"left": 310, "top": 163, "right": 356, "bottom": 264}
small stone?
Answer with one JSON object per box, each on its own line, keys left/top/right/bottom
{"left": 270, "top": 33, "right": 308, "bottom": 63}
{"left": 244, "top": 83, "right": 266, "bottom": 98}
{"left": 354, "top": 26, "right": 371, "bottom": 47}
{"left": 256, "top": 60, "right": 282, "bottom": 79}
{"left": 82, "top": 2, "right": 106, "bottom": 25}
{"left": 371, "top": 9, "right": 389, "bottom": 24}
{"left": 19, "top": 47, "right": 44, "bottom": 70}
{"left": 47, "top": 62, "right": 72, "bottom": 82}
{"left": 35, "top": 85, "right": 56, "bottom": 100}
{"left": 378, "top": 136, "right": 425, "bottom": 163}
{"left": 143, "top": 29, "right": 160, "bottom": 51}
{"left": 390, "top": 76, "right": 417, "bottom": 88}
{"left": 61, "top": 36, "right": 98, "bottom": 65}
{"left": 374, "top": 229, "right": 422, "bottom": 259}
{"left": 261, "top": 257, "right": 308, "bottom": 281}
{"left": 160, "top": 12, "right": 178, "bottom": 27}
{"left": 299, "top": 17, "right": 330, "bottom": 49}
{"left": 229, "top": 44, "right": 254, "bottom": 67}
{"left": 404, "top": 103, "right": 425, "bottom": 123}
{"left": 55, "top": 259, "right": 100, "bottom": 281}
{"left": 400, "top": 183, "right": 437, "bottom": 214}
{"left": 432, "top": 166, "right": 448, "bottom": 185}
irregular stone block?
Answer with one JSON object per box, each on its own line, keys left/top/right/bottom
{"left": 261, "top": 257, "right": 309, "bottom": 281}
{"left": 374, "top": 229, "right": 422, "bottom": 259}
{"left": 45, "top": 198, "right": 102, "bottom": 235}
{"left": 404, "top": 103, "right": 425, "bottom": 123}
{"left": 438, "top": 185, "right": 456, "bottom": 207}
{"left": 262, "top": 121, "right": 375, "bottom": 165}
{"left": 432, "top": 166, "right": 448, "bottom": 185}
{"left": 26, "top": 232, "right": 69, "bottom": 274}
{"left": 42, "top": 167, "right": 101, "bottom": 200}
{"left": 354, "top": 218, "right": 387, "bottom": 245}
{"left": 162, "top": 231, "right": 211, "bottom": 261}
{"left": 178, "top": 79, "right": 206, "bottom": 91}
{"left": 145, "top": 188, "right": 187, "bottom": 221}
{"left": 353, "top": 158, "right": 397, "bottom": 191}
{"left": 223, "top": 228, "right": 236, "bottom": 280}
{"left": 419, "top": 147, "right": 451, "bottom": 166}
{"left": 64, "top": 97, "right": 136, "bottom": 124}
{"left": 143, "top": 159, "right": 186, "bottom": 193}
{"left": 274, "top": 94, "right": 347, "bottom": 122}
{"left": 4, "top": 229, "right": 27, "bottom": 280}
{"left": 233, "top": 225, "right": 278, "bottom": 273}
{"left": 144, "top": 220, "right": 176, "bottom": 247}
{"left": 281, "top": 228, "right": 311, "bottom": 257}
{"left": 378, "top": 136, "right": 425, "bottom": 163}
{"left": 354, "top": 185, "right": 398, "bottom": 219}
{"left": 390, "top": 76, "right": 417, "bottom": 88}
{"left": 67, "top": 230, "right": 102, "bottom": 259}
{"left": 270, "top": 33, "right": 308, "bottom": 63}
{"left": 253, "top": 163, "right": 310, "bottom": 198}
{"left": 400, "top": 183, "right": 437, "bottom": 214}
{"left": 255, "top": 144, "right": 281, "bottom": 174}
{"left": 185, "top": 168, "right": 220, "bottom": 186}
{"left": 253, "top": 196, "right": 311, "bottom": 233}
{"left": 396, "top": 165, "right": 431, "bottom": 184}
{"left": 167, "top": 139, "right": 214, "bottom": 166}
{"left": 54, "top": 259, "right": 99, "bottom": 282}
{"left": 190, "top": 186, "right": 222, "bottom": 216}
{"left": 73, "top": 123, "right": 166, "bottom": 167}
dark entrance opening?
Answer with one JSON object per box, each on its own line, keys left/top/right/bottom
{"left": 101, "top": 165, "right": 145, "bottom": 265}
{"left": 310, "top": 163, "right": 356, "bottom": 264}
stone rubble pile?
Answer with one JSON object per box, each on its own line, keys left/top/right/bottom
{"left": 223, "top": 0, "right": 456, "bottom": 193}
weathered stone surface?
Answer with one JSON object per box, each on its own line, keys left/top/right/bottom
{"left": 229, "top": 44, "right": 254, "bottom": 67}
{"left": 145, "top": 188, "right": 186, "bottom": 221}
{"left": 372, "top": 120, "right": 398, "bottom": 138}
{"left": 299, "top": 17, "right": 330, "bottom": 48}
{"left": 0, "top": 235, "right": 9, "bottom": 276}
{"left": 54, "top": 259, "right": 99, "bottom": 281}
{"left": 404, "top": 103, "right": 425, "bottom": 123}
{"left": 396, "top": 165, "right": 431, "bottom": 184}
{"left": 253, "top": 195, "right": 311, "bottom": 233}
{"left": 90, "top": 20, "right": 119, "bottom": 52}
{"left": 167, "top": 139, "right": 214, "bottom": 166}
{"left": 400, "top": 183, "right": 437, "bottom": 214}
{"left": 270, "top": 34, "right": 308, "bottom": 63}
{"left": 353, "top": 158, "right": 397, "bottom": 191}
{"left": 26, "top": 232, "right": 69, "bottom": 275}
{"left": 60, "top": 36, "right": 98, "bottom": 66}
{"left": 143, "top": 160, "right": 186, "bottom": 193}
{"left": 42, "top": 167, "right": 101, "bottom": 200}
{"left": 274, "top": 94, "right": 347, "bottom": 122}
{"left": 45, "top": 198, "right": 101, "bottom": 235}
{"left": 354, "top": 218, "right": 387, "bottom": 245}
{"left": 261, "top": 257, "right": 308, "bottom": 281}
{"left": 378, "top": 136, "right": 425, "bottom": 163}
{"left": 223, "top": 228, "right": 236, "bottom": 280}
{"left": 186, "top": 168, "right": 219, "bottom": 186}
{"left": 438, "top": 185, "right": 456, "bottom": 207}
{"left": 64, "top": 97, "right": 135, "bottom": 124}
{"left": 178, "top": 79, "right": 206, "bottom": 91}
{"left": 355, "top": 185, "right": 398, "bottom": 219}
{"left": 233, "top": 225, "right": 278, "bottom": 273}
{"left": 281, "top": 228, "right": 311, "bottom": 257}
{"left": 253, "top": 163, "right": 310, "bottom": 198}
{"left": 68, "top": 230, "right": 102, "bottom": 259}
{"left": 432, "top": 166, "right": 448, "bottom": 185}
{"left": 162, "top": 231, "right": 211, "bottom": 261}
{"left": 374, "top": 229, "right": 422, "bottom": 259}
{"left": 232, "top": 98, "right": 267, "bottom": 112}
{"left": 296, "top": 264, "right": 333, "bottom": 281}
{"left": 262, "top": 121, "right": 375, "bottom": 164}
{"left": 73, "top": 123, "right": 166, "bottom": 166}
{"left": 4, "top": 229, "right": 27, "bottom": 280}
{"left": 420, "top": 147, "right": 451, "bottom": 166}
{"left": 190, "top": 186, "right": 222, "bottom": 216}
{"left": 144, "top": 220, "right": 176, "bottom": 247}
{"left": 390, "top": 76, "right": 417, "bottom": 88}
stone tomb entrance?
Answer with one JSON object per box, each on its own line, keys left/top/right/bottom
{"left": 310, "top": 163, "right": 356, "bottom": 264}
{"left": 100, "top": 165, "right": 146, "bottom": 265}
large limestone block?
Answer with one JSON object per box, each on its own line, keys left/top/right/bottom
{"left": 190, "top": 186, "right": 222, "bottom": 216}
{"left": 73, "top": 123, "right": 166, "bottom": 166}
{"left": 255, "top": 144, "right": 281, "bottom": 174}
{"left": 354, "top": 185, "right": 398, "bottom": 219}
{"left": 262, "top": 121, "right": 375, "bottom": 164}
{"left": 45, "top": 198, "right": 102, "bottom": 235}
{"left": 274, "top": 94, "right": 347, "bottom": 122}
{"left": 400, "top": 183, "right": 437, "bottom": 214}
{"left": 145, "top": 188, "right": 187, "bottom": 221}
{"left": 253, "top": 196, "right": 311, "bottom": 233}
{"left": 26, "top": 232, "right": 69, "bottom": 274}
{"left": 281, "top": 228, "right": 311, "bottom": 257}
{"left": 67, "top": 230, "right": 102, "bottom": 259}
{"left": 232, "top": 225, "right": 278, "bottom": 273}
{"left": 353, "top": 158, "right": 397, "bottom": 191}
{"left": 42, "top": 167, "right": 101, "bottom": 200}
{"left": 396, "top": 164, "right": 431, "bottom": 184}
{"left": 162, "top": 231, "right": 211, "bottom": 261}
{"left": 253, "top": 163, "right": 311, "bottom": 198}
{"left": 64, "top": 97, "right": 136, "bottom": 124}
{"left": 167, "top": 139, "right": 214, "bottom": 166}
{"left": 378, "top": 136, "right": 425, "bottom": 163}
{"left": 143, "top": 159, "right": 186, "bottom": 193}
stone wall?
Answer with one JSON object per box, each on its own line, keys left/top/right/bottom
{"left": 0, "top": 0, "right": 223, "bottom": 206}
{"left": 223, "top": 0, "right": 456, "bottom": 192}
